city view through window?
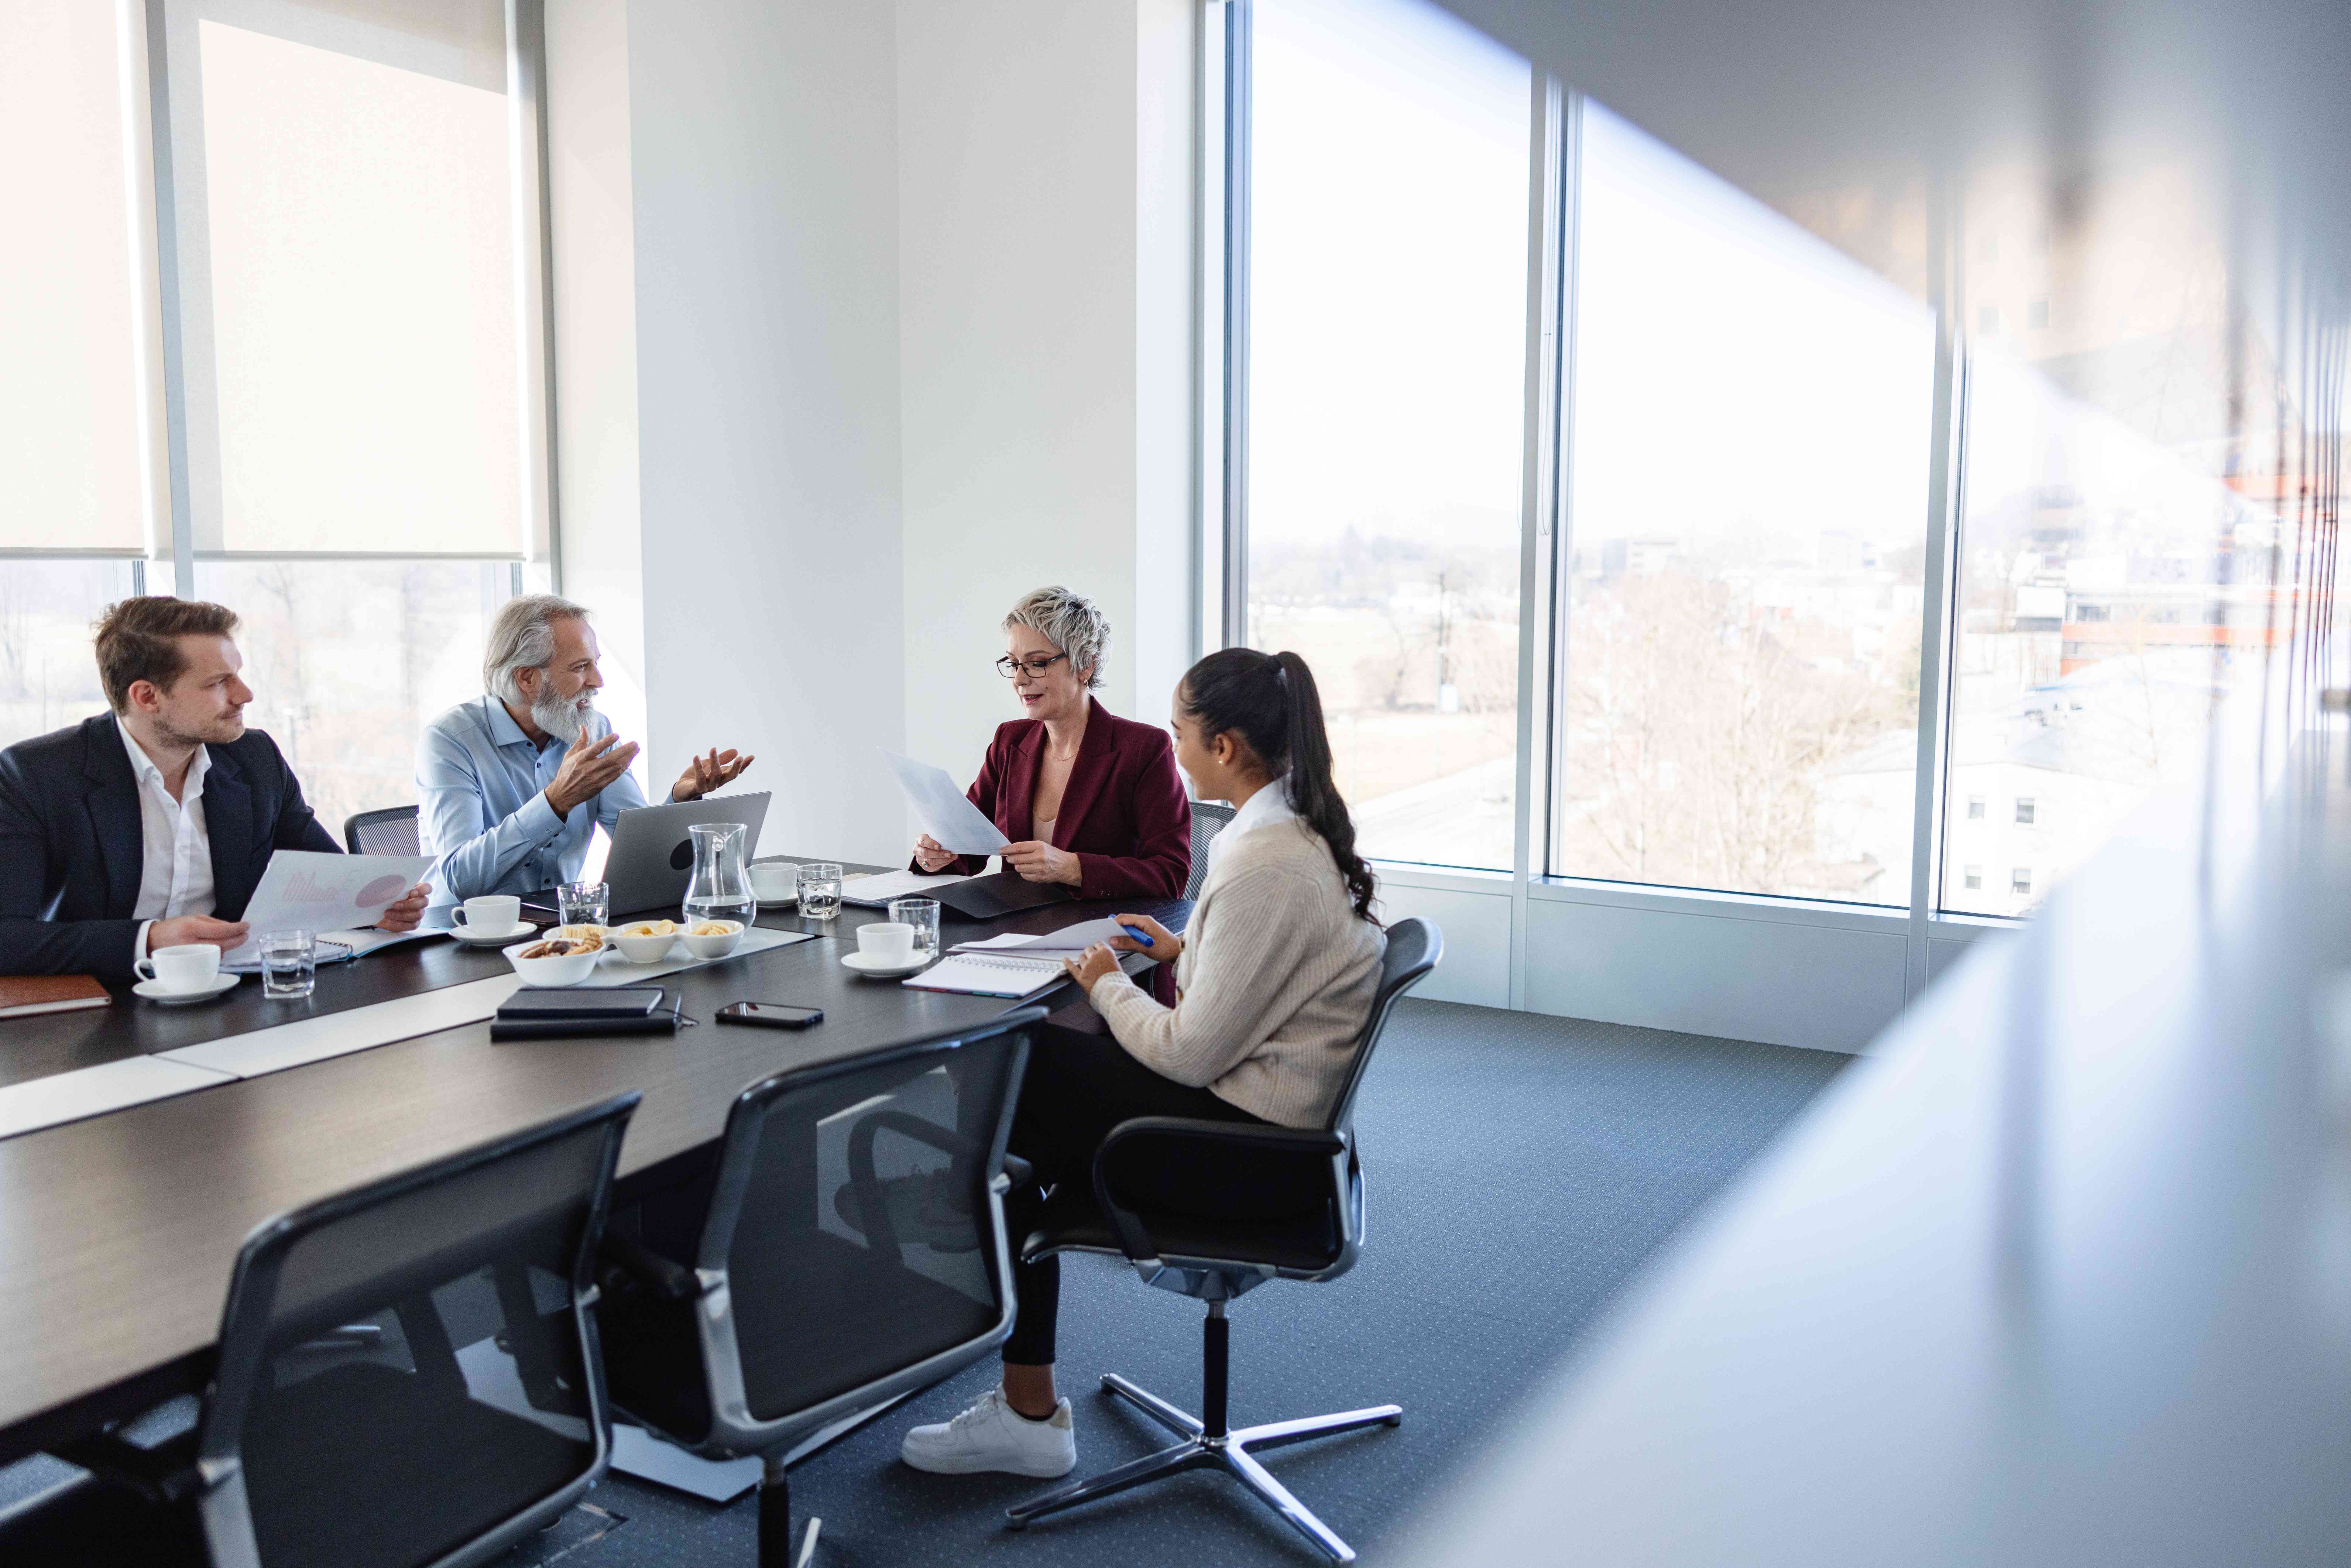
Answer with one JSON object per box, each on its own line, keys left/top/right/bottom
{"left": 1555, "top": 105, "right": 1936, "bottom": 904}
{"left": 1244, "top": 0, "right": 1530, "bottom": 873}
{"left": 1238, "top": 0, "right": 2313, "bottom": 916}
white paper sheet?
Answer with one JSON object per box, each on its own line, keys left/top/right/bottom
{"left": 839, "top": 868, "right": 972, "bottom": 907}
{"left": 222, "top": 850, "right": 434, "bottom": 965}
{"left": 881, "top": 751, "right": 1012, "bottom": 856}
{"left": 950, "top": 917, "right": 1134, "bottom": 956}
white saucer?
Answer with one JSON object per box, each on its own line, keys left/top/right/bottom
{"left": 449, "top": 922, "right": 537, "bottom": 946}
{"left": 134, "top": 974, "right": 240, "bottom": 1004}
{"left": 755, "top": 893, "right": 798, "bottom": 909}
{"left": 841, "top": 951, "right": 929, "bottom": 979}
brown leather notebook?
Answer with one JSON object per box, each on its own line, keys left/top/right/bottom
{"left": 0, "top": 975, "right": 112, "bottom": 1019}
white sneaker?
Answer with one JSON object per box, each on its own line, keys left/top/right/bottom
{"left": 900, "top": 1388, "right": 1077, "bottom": 1477}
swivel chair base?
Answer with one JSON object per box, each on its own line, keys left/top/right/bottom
{"left": 1004, "top": 1304, "right": 1401, "bottom": 1563}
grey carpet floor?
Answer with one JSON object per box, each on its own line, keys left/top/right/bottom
{"left": 0, "top": 1001, "right": 1849, "bottom": 1564}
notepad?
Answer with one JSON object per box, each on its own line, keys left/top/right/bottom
{"left": 900, "top": 952, "right": 1064, "bottom": 999}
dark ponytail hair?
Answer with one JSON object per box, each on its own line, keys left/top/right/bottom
{"left": 1180, "top": 648, "right": 1378, "bottom": 923}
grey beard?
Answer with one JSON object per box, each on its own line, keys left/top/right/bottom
{"left": 533, "top": 687, "right": 594, "bottom": 744}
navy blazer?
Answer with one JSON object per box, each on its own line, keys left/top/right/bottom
{"left": 0, "top": 713, "right": 341, "bottom": 980}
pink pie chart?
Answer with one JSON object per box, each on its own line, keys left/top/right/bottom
{"left": 355, "top": 874, "right": 411, "bottom": 908}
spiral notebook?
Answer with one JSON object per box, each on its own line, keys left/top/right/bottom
{"left": 900, "top": 952, "right": 1063, "bottom": 999}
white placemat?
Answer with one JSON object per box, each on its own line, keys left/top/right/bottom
{"left": 576, "top": 926, "right": 818, "bottom": 987}
{"left": 0, "top": 1055, "right": 235, "bottom": 1141}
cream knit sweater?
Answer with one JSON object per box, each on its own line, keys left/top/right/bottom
{"left": 1086, "top": 815, "right": 1386, "bottom": 1129}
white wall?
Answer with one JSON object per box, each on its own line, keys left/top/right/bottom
{"left": 894, "top": 0, "right": 1197, "bottom": 800}
{"left": 543, "top": 0, "right": 648, "bottom": 796}
{"left": 621, "top": 0, "right": 908, "bottom": 862}
{"left": 549, "top": 0, "right": 1194, "bottom": 866}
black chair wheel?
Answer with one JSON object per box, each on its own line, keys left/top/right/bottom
{"left": 1385, "top": 1413, "right": 1404, "bottom": 1427}
{"left": 1004, "top": 1514, "right": 1030, "bottom": 1532}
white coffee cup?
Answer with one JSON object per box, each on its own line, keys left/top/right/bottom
{"left": 857, "top": 922, "right": 915, "bottom": 963}
{"left": 136, "top": 942, "right": 222, "bottom": 993}
{"left": 749, "top": 862, "right": 800, "bottom": 901}
{"left": 453, "top": 895, "right": 522, "bottom": 934}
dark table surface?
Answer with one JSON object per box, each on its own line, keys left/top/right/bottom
{"left": 0, "top": 857, "right": 1185, "bottom": 1463}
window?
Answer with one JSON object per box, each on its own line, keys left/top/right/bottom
{"left": 168, "top": 4, "right": 533, "bottom": 556}
{"left": 2, "top": 0, "right": 552, "bottom": 824}
{"left": 1240, "top": 0, "right": 1530, "bottom": 870}
{"left": 1212, "top": 3, "right": 2331, "bottom": 936}
{"left": 1552, "top": 104, "right": 1936, "bottom": 903}
{"left": 2, "top": 3, "right": 158, "bottom": 740}
{"left": 192, "top": 562, "right": 517, "bottom": 832}
{"left": 1940, "top": 346, "right": 2275, "bottom": 914}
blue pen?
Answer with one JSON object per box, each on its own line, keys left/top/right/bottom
{"left": 1118, "top": 923, "right": 1154, "bottom": 948}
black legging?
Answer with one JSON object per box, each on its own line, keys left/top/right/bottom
{"left": 1001, "top": 1023, "right": 1304, "bottom": 1366}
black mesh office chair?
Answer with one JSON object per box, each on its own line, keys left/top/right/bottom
{"left": 595, "top": 1007, "right": 1044, "bottom": 1568}
{"left": 1182, "top": 801, "right": 1237, "bottom": 899}
{"left": 1004, "top": 918, "right": 1442, "bottom": 1563}
{"left": 344, "top": 804, "right": 421, "bottom": 857}
{"left": 0, "top": 1092, "right": 640, "bottom": 1568}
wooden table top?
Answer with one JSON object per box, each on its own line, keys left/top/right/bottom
{"left": 0, "top": 859, "right": 1184, "bottom": 1463}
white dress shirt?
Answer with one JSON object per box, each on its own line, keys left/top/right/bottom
{"left": 1208, "top": 776, "right": 1297, "bottom": 875}
{"left": 119, "top": 716, "right": 216, "bottom": 960}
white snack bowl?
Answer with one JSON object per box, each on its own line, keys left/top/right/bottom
{"left": 503, "top": 938, "right": 601, "bottom": 987}
{"left": 678, "top": 920, "right": 744, "bottom": 960}
{"left": 609, "top": 930, "right": 678, "bottom": 964}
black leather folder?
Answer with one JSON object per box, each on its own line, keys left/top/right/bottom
{"left": 931, "top": 870, "right": 1079, "bottom": 921}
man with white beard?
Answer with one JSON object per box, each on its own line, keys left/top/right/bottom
{"left": 417, "top": 595, "right": 753, "bottom": 905}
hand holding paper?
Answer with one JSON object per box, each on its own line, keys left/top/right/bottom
{"left": 222, "top": 851, "right": 435, "bottom": 965}
{"left": 883, "top": 751, "right": 1012, "bottom": 857}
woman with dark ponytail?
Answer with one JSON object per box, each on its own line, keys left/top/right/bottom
{"left": 900, "top": 648, "right": 1386, "bottom": 1482}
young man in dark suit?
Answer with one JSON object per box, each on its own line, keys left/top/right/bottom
{"left": 0, "top": 597, "right": 429, "bottom": 980}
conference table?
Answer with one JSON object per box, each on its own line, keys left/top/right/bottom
{"left": 0, "top": 856, "right": 1187, "bottom": 1467}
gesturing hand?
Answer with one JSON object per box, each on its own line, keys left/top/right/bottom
{"left": 1062, "top": 942, "right": 1122, "bottom": 991}
{"left": 914, "top": 834, "right": 957, "bottom": 872}
{"left": 375, "top": 883, "right": 431, "bottom": 933}
{"left": 546, "top": 730, "right": 639, "bottom": 818}
{"left": 673, "top": 746, "right": 754, "bottom": 803}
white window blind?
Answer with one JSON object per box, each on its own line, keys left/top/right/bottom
{"left": 160, "top": 0, "right": 534, "bottom": 558}
{"left": 0, "top": 0, "right": 153, "bottom": 554}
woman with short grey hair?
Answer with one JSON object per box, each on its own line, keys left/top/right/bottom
{"left": 911, "top": 586, "right": 1191, "bottom": 903}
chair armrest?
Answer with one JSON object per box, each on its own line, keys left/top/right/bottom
{"left": 51, "top": 1429, "right": 201, "bottom": 1504}
{"left": 1089, "top": 1117, "right": 1347, "bottom": 1264}
{"left": 597, "top": 1230, "right": 703, "bottom": 1303}
{"left": 847, "top": 1110, "right": 1028, "bottom": 1187}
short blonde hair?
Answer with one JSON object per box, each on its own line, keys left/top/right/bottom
{"left": 1003, "top": 586, "right": 1110, "bottom": 689}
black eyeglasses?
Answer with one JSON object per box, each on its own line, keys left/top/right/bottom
{"left": 996, "top": 654, "right": 1070, "bottom": 679}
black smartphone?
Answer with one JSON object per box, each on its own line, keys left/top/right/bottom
{"left": 716, "top": 1002, "right": 824, "bottom": 1030}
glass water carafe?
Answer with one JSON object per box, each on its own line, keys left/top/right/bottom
{"left": 682, "top": 822, "right": 756, "bottom": 929}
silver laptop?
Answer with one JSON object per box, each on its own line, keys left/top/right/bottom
{"left": 597, "top": 792, "right": 772, "bottom": 916}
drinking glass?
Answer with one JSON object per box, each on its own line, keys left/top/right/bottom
{"left": 558, "top": 880, "right": 610, "bottom": 928}
{"left": 797, "top": 862, "right": 844, "bottom": 921}
{"left": 260, "top": 930, "right": 316, "bottom": 999}
{"left": 890, "top": 897, "right": 942, "bottom": 958}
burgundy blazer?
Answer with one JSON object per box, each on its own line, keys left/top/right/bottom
{"left": 921, "top": 697, "right": 1192, "bottom": 902}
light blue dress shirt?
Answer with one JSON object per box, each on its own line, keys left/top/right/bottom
{"left": 416, "top": 695, "right": 658, "bottom": 904}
